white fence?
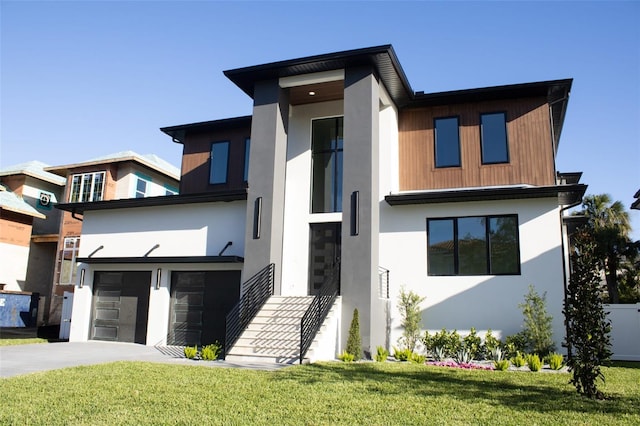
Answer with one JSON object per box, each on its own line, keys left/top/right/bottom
{"left": 605, "top": 303, "right": 640, "bottom": 361}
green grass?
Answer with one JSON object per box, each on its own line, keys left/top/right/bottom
{"left": 0, "top": 338, "right": 48, "bottom": 347}
{"left": 1, "top": 361, "right": 639, "bottom": 425}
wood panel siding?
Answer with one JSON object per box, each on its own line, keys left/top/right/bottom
{"left": 399, "top": 97, "right": 555, "bottom": 191}
{"left": 180, "top": 124, "right": 251, "bottom": 195}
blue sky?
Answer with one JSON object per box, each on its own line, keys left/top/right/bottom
{"left": 1, "top": 1, "right": 639, "bottom": 238}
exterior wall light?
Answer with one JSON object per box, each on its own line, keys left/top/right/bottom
{"left": 79, "top": 269, "right": 86, "bottom": 288}
{"left": 156, "top": 268, "right": 162, "bottom": 290}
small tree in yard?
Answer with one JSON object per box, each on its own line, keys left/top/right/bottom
{"left": 346, "top": 308, "right": 362, "bottom": 360}
{"left": 519, "top": 285, "right": 555, "bottom": 356}
{"left": 564, "top": 229, "right": 612, "bottom": 399}
{"left": 398, "top": 288, "right": 425, "bottom": 353}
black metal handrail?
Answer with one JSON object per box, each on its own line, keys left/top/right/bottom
{"left": 224, "top": 263, "right": 274, "bottom": 358}
{"left": 378, "top": 266, "right": 390, "bottom": 299}
{"left": 299, "top": 262, "right": 340, "bottom": 364}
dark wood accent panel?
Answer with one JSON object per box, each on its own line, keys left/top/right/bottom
{"left": 180, "top": 124, "right": 251, "bottom": 195}
{"left": 399, "top": 97, "right": 555, "bottom": 191}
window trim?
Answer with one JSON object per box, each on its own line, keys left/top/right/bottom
{"left": 434, "top": 116, "right": 461, "bottom": 168}
{"left": 427, "top": 214, "right": 521, "bottom": 276}
{"left": 480, "top": 111, "right": 510, "bottom": 165}
{"left": 69, "top": 171, "right": 105, "bottom": 203}
{"left": 209, "top": 140, "right": 230, "bottom": 185}
{"left": 134, "top": 172, "right": 152, "bottom": 198}
{"left": 59, "top": 236, "right": 80, "bottom": 285}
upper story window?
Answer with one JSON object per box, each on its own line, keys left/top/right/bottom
{"left": 135, "top": 173, "right": 152, "bottom": 198}
{"left": 427, "top": 215, "right": 520, "bottom": 276}
{"left": 311, "top": 116, "right": 343, "bottom": 213}
{"left": 434, "top": 116, "right": 461, "bottom": 168}
{"left": 69, "top": 172, "right": 105, "bottom": 202}
{"left": 210, "top": 141, "right": 230, "bottom": 184}
{"left": 164, "top": 184, "right": 178, "bottom": 196}
{"left": 480, "top": 112, "right": 509, "bottom": 164}
{"left": 244, "top": 138, "right": 251, "bottom": 182}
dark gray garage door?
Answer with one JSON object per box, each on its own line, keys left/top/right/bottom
{"left": 168, "top": 270, "right": 241, "bottom": 347}
{"left": 91, "top": 271, "right": 151, "bottom": 344}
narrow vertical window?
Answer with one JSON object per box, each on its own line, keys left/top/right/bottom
{"left": 427, "top": 219, "right": 455, "bottom": 275}
{"left": 311, "top": 117, "right": 343, "bottom": 213}
{"left": 243, "top": 138, "right": 251, "bottom": 182}
{"left": 210, "top": 141, "right": 229, "bottom": 184}
{"left": 488, "top": 216, "right": 519, "bottom": 274}
{"left": 434, "top": 117, "right": 461, "bottom": 167}
{"left": 136, "top": 178, "right": 147, "bottom": 198}
{"left": 480, "top": 112, "right": 509, "bottom": 164}
{"left": 60, "top": 237, "right": 80, "bottom": 284}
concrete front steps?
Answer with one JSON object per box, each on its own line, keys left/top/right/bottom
{"left": 225, "top": 295, "right": 339, "bottom": 364}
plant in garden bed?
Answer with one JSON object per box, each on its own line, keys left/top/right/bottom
{"left": 184, "top": 345, "right": 198, "bottom": 359}
{"left": 427, "top": 361, "right": 494, "bottom": 371}
{"left": 338, "top": 350, "right": 355, "bottom": 362}
{"left": 346, "top": 308, "right": 362, "bottom": 360}
{"left": 519, "top": 285, "right": 555, "bottom": 357}
{"left": 494, "top": 359, "right": 510, "bottom": 371}
{"left": 548, "top": 353, "right": 565, "bottom": 370}
{"left": 511, "top": 352, "right": 527, "bottom": 368}
{"left": 374, "top": 346, "right": 389, "bottom": 362}
{"left": 392, "top": 347, "right": 413, "bottom": 362}
{"left": 527, "top": 354, "right": 542, "bottom": 372}
{"left": 397, "top": 288, "right": 425, "bottom": 353}
{"left": 200, "top": 342, "right": 222, "bottom": 361}
{"left": 409, "top": 352, "right": 426, "bottom": 364}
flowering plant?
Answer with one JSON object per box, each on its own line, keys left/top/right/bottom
{"left": 427, "top": 361, "right": 494, "bottom": 371}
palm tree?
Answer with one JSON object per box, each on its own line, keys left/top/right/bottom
{"left": 578, "top": 194, "right": 633, "bottom": 303}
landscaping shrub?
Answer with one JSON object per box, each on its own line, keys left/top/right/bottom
{"left": 409, "top": 352, "right": 426, "bottom": 364}
{"left": 338, "top": 350, "right": 355, "bottom": 362}
{"left": 549, "top": 353, "right": 564, "bottom": 370}
{"left": 453, "top": 348, "right": 471, "bottom": 364}
{"left": 504, "top": 333, "right": 527, "bottom": 358}
{"left": 397, "top": 288, "right": 425, "bottom": 353}
{"left": 519, "top": 285, "right": 555, "bottom": 356}
{"left": 564, "top": 229, "right": 612, "bottom": 399}
{"left": 482, "top": 329, "right": 502, "bottom": 359}
{"left": 511, "top": 352, "right": 527, "bottom": 368}
{"left": 201, "top": 342, "right": 222, "bottom": 361}
{"left": 346, "top": 308, "right": 362, "bottom": 360}
{"left": 424, "top": 328, "right": 461, "bottom": 358}
{"left": 374, "top": 346, "right": 389, "bottom": 362}
{"left": 184, "top": 345, "right": 198, "bottom": 359}
{"left": 432, "top": 346, "right": 445, "bottom": 361}
{"left": 490, "top": 347, "right": 504, "bottom": 362}
{"left": 393, "top": 347, "right": 413, "bottom": 361}
{"left": 527, "top": 354, "right": 542, "bottom": 372}
{"left": 494, "top": 359, "right": 510, "bottom": 371}
{"left": 462, "top": 328, "right": 482, "bottom": 360}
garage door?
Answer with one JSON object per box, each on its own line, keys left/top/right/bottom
{"left": 91, "top": 271, "right": 151, "bottom": 344}
{"left": 168, "top": 271, "right": 241, "bottom": 347}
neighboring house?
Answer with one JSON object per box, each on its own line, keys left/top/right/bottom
{"left": 62, "top": 45, "right": 586, "bottom": 363}
{"left": 0, "top": 161, "right": 66, "bottom": 324}
{"left": 40, "top": 151, "right": 180, "bottom": 325}
{"left": 632, "top": 189, "right": 640, "bottom": 210}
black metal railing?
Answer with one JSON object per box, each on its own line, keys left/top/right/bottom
{"left": 378, "top": 266, "right": 390, "bottom": 299}
{"left": 299, "top": 262, "right": 340, "bottom": 364}
{"left": 224, "top": 263, "right": 275, "bottom": 358}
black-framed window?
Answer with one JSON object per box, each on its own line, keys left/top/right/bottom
{"left": 243, "top": 138, "right": 250, "bottom": 182}
{"left": 427, "top": 215, "right": 520, "bottom": 276}
{"left": 480, "top": 112, "right": 509, "bottom": 164}
{"left": 209, "top": 141, "right": 229, "bottom": 184}
{"left": 434, "top": 116, "right": 461, "bottom": 167}
{"left": 311, "top": 116, "right": 343, "bottom": 213}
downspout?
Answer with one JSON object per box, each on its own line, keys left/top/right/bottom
{"left": 559, "top": 198, "right": 582, "bottom": 360}
{"left": 71, "top": 208, "right": 83, "bottom": 222}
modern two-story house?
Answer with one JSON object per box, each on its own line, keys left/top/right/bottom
{"left": 62, "top": 45, "right": 586, "bottom": 362}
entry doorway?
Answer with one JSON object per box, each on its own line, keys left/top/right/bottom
{"left": 308, "top": 223, "right": 341, "bottom": 295}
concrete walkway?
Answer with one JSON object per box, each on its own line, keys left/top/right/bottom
{"left": 0, "top": 341, "right": 291, "bottom": 378}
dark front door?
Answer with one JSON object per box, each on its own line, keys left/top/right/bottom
{"left": 308, "top": 223, "right": 341, "bottom": 295}
{"left": 91, "top": 271, "right": 151, "bottom": 344}
{"left": 167, "top": 270, "right": 241, "bottom": 347}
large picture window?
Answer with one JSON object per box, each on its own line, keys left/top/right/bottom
{"left": 210, "top": 141, "right": 230, "bottom": 184}
{"left": 480, "top": 112, "right": 509, "bottom": 164}
{"left": 427, "top": 215, "right": 520, "bottom": 276}
{"left": 69, "top": 172, "right": 105, "bottom": 202}
{"left": 311, "top": 117, "right": 343, "bottom": 213}
{"left": 434, "top": 117, "right": 461, "bottom": 168}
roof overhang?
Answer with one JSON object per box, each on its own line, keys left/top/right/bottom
{"left": 55, "top": 190, "right": 247, "bottom": 215}
{"left": 160, "top": 116, "right": 252, "bottom": 145}
{"left": 223, "top": 44, "right": 414, "bottom": 107}
{"left": 385, "top": 184, "right": 587, "bottom": 206}
{"left": 44, "top": 155, "right": 180, "bottom": 181}
{"left": 76, "top": 256, "right": 244, "bottom": 264}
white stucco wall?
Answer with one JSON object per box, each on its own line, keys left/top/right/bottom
{"left": 280, "top": 100, "right": 343, "bottom": 296}
{"left": 69, "top": 262, "right": 242, "bottom": 345}
{"left": 0, "top": 243, "right": 29, "bottom": 291}
{"left": 379, "top": 197, "right": 567, "bottom": 352}
{"left": 79, "top": 201, "right": 246, "bottom": 259}
{"left": 115, "top": 165, "right": 179, "bottom": 200}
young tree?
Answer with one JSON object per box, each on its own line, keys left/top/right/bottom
{"left": 564, "top": 229, "right": 612, "bottom": 399}
{"left": 519, "top": 285, "right": 555, "bottom": 356}
{"left": 397, "top": 288, "right": 425, "bottom": 353}
{"left": 346, "top": 308, "right": 362, "bottom": 360}
{"left": 578, "top": 194, "right": 634, "bottom": 303}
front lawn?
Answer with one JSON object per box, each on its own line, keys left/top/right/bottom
{"left": 1, "top": 361, "right": 638, "bottom": 425}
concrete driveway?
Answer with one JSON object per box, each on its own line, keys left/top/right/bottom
{"left": 0, "top": 341, "right": 288, "bottom": 378}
